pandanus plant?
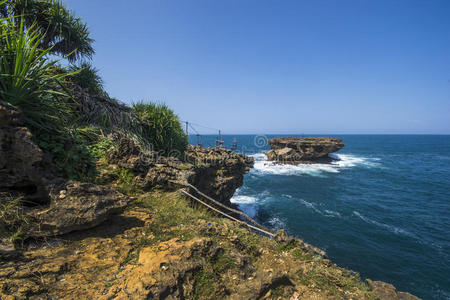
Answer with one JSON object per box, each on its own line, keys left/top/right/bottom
{"left": 0, "top": 16, "right": 71, "bottom": 130}
{"left": 0, "top": 0, "right": 94, "bottom": 62}
{"left": 132, "top": 102, "right": 188, "bottom": 157}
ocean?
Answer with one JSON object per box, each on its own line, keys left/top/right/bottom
{"left": 188, "top": 134, "right": 450, "bottom": 299}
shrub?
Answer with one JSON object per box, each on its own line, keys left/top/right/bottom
{"left": 132, "top": 102, "right": 187, "bottom": 158}
{"left": 68, "top": 61, "right": 107, "bottom": 96}
{"left": 36, "top": 129, "right": 96, "bottom": 179}
{"left": 0, "top": 18, "right": 96, "bottom": 180}
{"left": 0, "top": 19, "right": 70, "bottom": 130}
{"left": 0, "top": 194, "right": 29, "bottom": 248}
{"left": 87, "top": 137, "right": 114, "bottom": 159}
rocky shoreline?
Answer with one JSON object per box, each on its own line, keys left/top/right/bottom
{"left": 0, "top": 105, "right": 419, "bottom": 299}
{"left": 266, "top": 137, "right": 345, "bottom": 164}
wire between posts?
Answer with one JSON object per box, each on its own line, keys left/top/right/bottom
{"left": 179, "top": 189, "right": 275, "bottom": 237}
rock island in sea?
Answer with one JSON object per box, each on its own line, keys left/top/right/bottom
{"left": 266, "top": 137, "right": 345, "bottom": 164}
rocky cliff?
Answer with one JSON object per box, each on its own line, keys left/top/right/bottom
{"left": 266, "top": 137, "right": 345, "bottom": 164}
{"left": 107, "top": 140, "right": 254, "bottom": 206}
{"left": 0, "top": 107, "right": 419, "bottom": 299}
{"left": 0, "top": 191, "right": 419, "bottom": 299}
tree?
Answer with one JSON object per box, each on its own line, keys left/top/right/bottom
{"left": 0, "top": 0, "right": 94, "bottom": 62}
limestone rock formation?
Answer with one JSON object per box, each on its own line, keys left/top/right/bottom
{"left": 0, "top": 202, "right": 420, "bottom": 299}
{"left": 266, "top": 137, "right": 344, "bottom": 164}
{"left": 0, "top": 104, "right": 54, "bottom": 203}
{"left": 185, "top": 145, "right": 254, "bottom": 205}
{"left": 31, "top": 181, "right": 130, "bottom": 236}
{"left": 367, "top": 280, "right": 420, "bottom": 300}
{"left": 107, "top": 139, "right": 254, "bottom": 205}
{"left": 0, "top": 105, "right": 130, "bottom": 237}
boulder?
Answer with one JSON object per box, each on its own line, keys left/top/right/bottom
{"left": 266, "top": 137, "right": 344, "bottom": 164}
{"left": 0, "top": 104, "right": 54, "bottom": 203}
{"left": 31, "top": 181, "right": 130, "bottom": 236}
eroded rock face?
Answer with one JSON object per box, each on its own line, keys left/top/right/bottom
{"left": 0, "top": 204, "right": 420, "bottom": 299}
{"left": 266, "top": 137, "right": 344, "bottom": 164}
{"left": 186, "top": 145, "right": 254, "bottom": 205}
{"left": 32, "top": 181, "right": 130, "bottom": 236}
{"left": 0, "top": 104, "right": 53, "bottom": 203}
{"left": 107, "top": 140, "right": 254, "bottom": 205}
{"left": 367, "top": 280, "right": 420, "bottom": 300}
{"left": 0, "top": 104, "right": 130, "bottom": 237}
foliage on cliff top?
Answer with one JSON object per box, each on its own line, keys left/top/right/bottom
{"left": 133, "top": 102, "right": 188, "bottom": 158}
{"left": 1, "top": 0, "right": 94, "bottom": 62}
{"left": 0, "top": 2, "right": 186, "bottom": 180}
{"left": 67, "top": 61, "right": 106, "bottom": 96}
{"left": 0, "top": 16, "right": 100, "bottom": 180}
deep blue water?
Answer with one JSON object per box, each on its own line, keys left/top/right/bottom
{"left": 190, "top": 134, "right": 450, "bottom": 299}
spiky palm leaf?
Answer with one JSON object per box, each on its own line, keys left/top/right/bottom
{"left": 0, "top": 18, "right": 71, "bottom": 130}
{"left": 132, "top": 102, "right": 188, "bottom": 157}
{"left": 1, "top": 0, "right": 94, "bottom": 62}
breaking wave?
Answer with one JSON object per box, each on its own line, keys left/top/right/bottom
{"left": 230, "top": 195, "right": 258, "bottom": 204}
{"left": 250, "top": 153, "right": 380, "bottom": 177}
{"left": 268, "top": 217, "right": 285, "bottom": 230}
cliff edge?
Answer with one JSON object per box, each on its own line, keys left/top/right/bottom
{"left": 0, "top": 107, "right": 419, "bottom": 299}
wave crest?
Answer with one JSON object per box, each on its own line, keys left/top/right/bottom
{"left": 250, "top": 153, "right": 380, "bottom": 177}
{"left": 353, "top": 211, "right": 414, "bottom": 237}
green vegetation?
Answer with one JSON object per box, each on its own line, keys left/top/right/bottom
{"left": 68, "top": 61, "right": 106, "bottom": 96}
{"left": 133, "top": 102, "right": 188, "bottom": 158}
{"left": 193, "top": 270, "right": 216, "bottom": 300}
{"left": 0, "top": 16, "right": 97, "bottom": 180}
{"left": 0, "top": 2, "right": 186, "bottom": 181}
{"left": 135, "top": 191, "right": 212, "bottom": 244}
{"left": 87, "top": 138, "right": 114, "bottom": 159}
{"left": 0, "top": 18, "right": 70, "bottom": 131}
{"left": 36, "top": 129, "right": 97, "bottom": 179}
{"left": 1, "top": 0, "right": 94, "bottom": 61}
{"left": 0, "top": 194, "right": 29, "bottom": 247}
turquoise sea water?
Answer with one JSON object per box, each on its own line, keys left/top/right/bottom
{"left": 189, "top": 134, "right": 450, "bottom": 299}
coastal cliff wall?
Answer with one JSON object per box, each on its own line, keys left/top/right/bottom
{"left": 107, "top": 140, "right": 254, "bottom": 206}
{"left": 0, "top": 107, "right": 419, "bottom": 299}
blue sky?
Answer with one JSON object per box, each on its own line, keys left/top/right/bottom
{"left": 65, "top": 0, "right": 450, "bottom": 134}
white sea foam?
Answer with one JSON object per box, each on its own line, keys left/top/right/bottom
{"left": 324, "top": 210, "right": 342, "bottom": 218}
{"left": 297, "top": 200, "right": 343, "bottom": 218}
{"left": 230, "top": 195, "right": 258, "bottom": 204}
{"left": 353, "top": 211, "right": 413, "bottom": 237}
{"left": 268, "top": 217, "right": 285, "bottom": 230}
{"left": 249, "top": 152, "right": 380, "bottom": 177}
{"left": 299, "top": 199, "right": 322, "bottom": 214}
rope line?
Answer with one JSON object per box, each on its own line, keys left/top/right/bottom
{"left": 180, "top": 189, "right": 274, "bottom": 237}
{"left": 184, "top": 182, "right": 269, "bottom": 231}
{"left": 169, "top": 180, "right": 271, "bottom": 233}
{"left": 180, "top": 120, "right": 220, "bottom": 132}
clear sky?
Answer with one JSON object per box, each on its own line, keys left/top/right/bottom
{"left": 65, "top": 0, "right": 450, "bottom": 134}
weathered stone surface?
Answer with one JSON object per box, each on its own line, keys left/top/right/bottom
{"left": 107, "top": 139, "right": 254, "bottom": 205}
{"left": 31, "top": 181, "right": 129, "bottom": 236}
{"left": 186, "top": 145, "right": 254, "bottom": 205}
{"left": 0, "top": 104, "right": 53, "bottom": 203}
{"left": 0, "top": 204, "right": 420, "bottom": 299}
{"left": 266, "top": 137, "right": 344, "bottom": 164}
{"left": 367, "top": 279, "right": 420, "bottom": 300}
